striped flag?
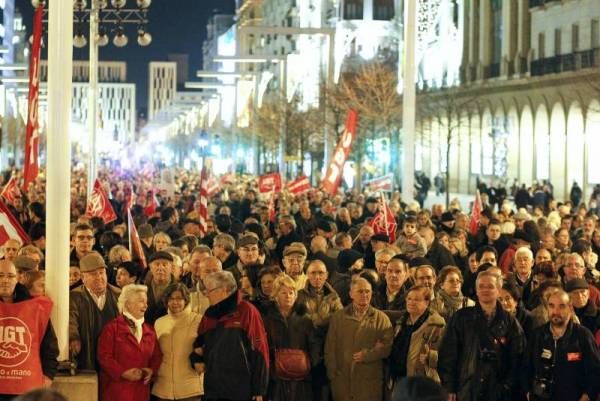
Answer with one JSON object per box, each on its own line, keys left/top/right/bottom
{"left": 0, "top": 198, "right": 29, "bottom": 246}
{"left": 0, "top": 176, "right": 22, "bottom": 206}
{"left": 127, "top": 208, "right": 147, "bottom": 268}
{"left": 287, "top": 176, "right": 311, "bottom": 197}
{"left": 197, "top": 165, "right": 209, "bottom": 235}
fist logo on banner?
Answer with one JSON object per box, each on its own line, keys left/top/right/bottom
{"left": 0, "top": 317, "right": 32, "bottom": 368}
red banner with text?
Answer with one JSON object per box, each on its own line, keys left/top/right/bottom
{"left": 321, "top": 109, "right": 358, "bottom": 195}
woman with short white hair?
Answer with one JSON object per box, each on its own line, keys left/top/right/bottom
{"left": 97, "top": 284, "right": 162, "bottom": 401}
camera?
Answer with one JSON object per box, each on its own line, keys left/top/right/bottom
{"left": 479, "top": 348, "right": 497, "bottom": 362}
{"left": 532, "top": 362, "right": 554, "bottom": 399}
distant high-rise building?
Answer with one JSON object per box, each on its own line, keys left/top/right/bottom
{"left": 167, "top": 53, "right": 190, "bottom": 86}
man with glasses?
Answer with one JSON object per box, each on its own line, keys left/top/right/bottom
{"left": 374, "top": 248, "right": 396, "bottom": 280}
{"left": 70, "top": 223, "right": 96, "bottom": 263}
{"left": 229, "top": 235, "right": 261, "bottom": 284}
{"left": 282, "top": 242, "right": 308, "bottom": 290}
{"left": 0, "top": 260, "right": 58, "bottom": 400}
{"left": 563, "top": 253, "right": 600, "bottom": 308}
{"left": 193, "top": 271, "right": 269, "bottom": 401}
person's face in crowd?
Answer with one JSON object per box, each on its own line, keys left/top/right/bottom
{"left": 189, "top": 251, "right": 207, "bottom": 280}
{"left": 583, "top": 218, "right": 596, "bottom": 236}
{"left": 340, "top": 235, "right": 352, "bottom": 249}
{"left": 29, "top": 276, "right": 45, "bottom": 297}
{"left": 307, "top": 262, "right": 328, "bottom": 290}
{"left": 116, "top": 267, "right": 136, "bottom": 288}
{"left": 385, "top": 261, "right": 408, "bottom": 290}
{"left": 417, "top": 213, "right": 429, "bottom": 227}
{"left": 113, "top": 224, "right": 126, "bottom": 238}
{"left": 498, "top": 289, "right": 517, "bottom": 314}
{"left": 212, "top": 242, "right": 227, "bottom": 259}
{"left": 514, "top": 218, "right": 526, "bottom": 230}
{"left": 358, "top": 226, "right": 374, "bottom": 245}
{"left": 350, "top": 206, "right": 362, "bottom": 219}
{"left": 403, "top": 222, "right": 417, "bottom": 237}
{"left": 184, "top": 222, "right": 201, "bottom": 236}
{"left": 593, "top": 230, "right": 600, "bottom": 248}
{"left": 75, "top": 229, "right": 95, "bottom": 255}
{"left": 167, "top": 290, "right": 186, "bottom": 314}
{"left": 126, "top": 291, "right": 148, "bottom": 320}
{"left": 371, "top": 239, "right": 386, "bottom": 252}
{"left": 448, "top": 237, "right": 463, "bottom": 255}
{"left": 486, "top": 224, "right": 502, "bottom": 242}
{"left": 375, "top": 254, "right": 392, "bottom": 277}
{"left": 81, "top": 268, "right": 108, "bottom": 296}
{"left": 556, "top": 228, "right": 570, "bottom": 248}
{"left": 514, "top": 253, "right": 533, "bottom": 279}
{"left": 260, "top": 273, "right": 277, "bottom": 296}
{"left": 205, "top": 281, "right": 228, "bottom": 306}
{"left": 3, "top": 240, "right": 20, "bottom": 261}
{"left": 441, "top": 272, "right": 462, "bottom": 297}
{"left": 206, "top": 220, "right": 216, "bottom": 233}
{"left": 547, "top": 292, "right": 572, "bottom": 328}
{"left": 283, "top": 253, "right": 306, "bottom": 279}
{"left": 69, "top": 266, "right": 81, "bottom": 286}
{"left": 563, "top": 256, "right": 586, "bottom": 281}
{"left": 240, "top": 276, "right": 254, "bottom": 299}
{"left": 338, "top": 208, "right": 351, "bottom": 222}
{"left": 154, "top": 235, "right": 169, "bottom": 252}
{"left": 406, "top": 288, "right": 429, "bottom": 318}
{"left": 150, "top": 259, "right": 172, "bottom": 284}
{"left": 438, "top": 234, "right": 450, "bottom": 250}
{"left": 468, "top": 253, "right": 479, "bottom": 273}
{"left": 299, "top": 201, "right": 311, "bottom": 219}
{"left": 535, "top": 249, "right": 552, "bottom": 265}
{"left": 350, "top": 280, "right": 372, "bottom": 309}
{"left": 198, "top": 258, "right": 222, "bottom": 285}
{"left": 238, "top": 244, "right": 260, "bottom": 265}
{"left": 476, "top": 275, "right": 500, "bottom": 305}
{"left": 275, "top": 285, "right": 296, "bottom": 311}
{"left": 179, "top": 244, "right": 190, "bottom": 260}
{"left": 0, "top": 261, "right": 17, "bottom": 300}
{"left": 569, "top": 288, "right": 590, "bottom": 309}
{"left": 415, "top": 267, "right": 436, "bottom": 289}
{"left": 541, "top": 234, "right": 555, "bottom": 251}
{"left": 278, "top": 221, "right": 293, "bottom": 236}
{"left": 479, "top": 251, "right": 497, "bottom": 266}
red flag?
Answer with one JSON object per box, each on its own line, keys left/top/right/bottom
{"left": 366, "top": 174, "right": 394, "bottom": 192}
{"left": 127, "top": 208, "right": 147, "bottom": 268}
{"left": 125, "top": 192, "right": 135, "bottom": 213}
{"left": 469, "top": 190, "right": 482, "bottom": 235}
{"left": 0, "top": 176, "right": 22, "bottom": 206}
{"left": 268, "top": 187, "right": 276, "bottom": 223}
{"left": 197, "top": 165, "right": 209, "bottom": 235}
{"left": 368, "top": 193, "right": 397, "bottom": 243}
{"left": 143, "top": 190, "right": 159, "bottom": 217}
{"left": 0, "top": 198, "right": 29, "bottom": 246}
{"left": 258, "top": 173, "right": 282, "bottom": 194}
{"left": 287, "top": 176, "right": 311, "bottom": 197}
{"left": 322, "top": 109, "right": 358, "bottom": 195}
{"left": 22, "top": 6, "right": 43, "bottom": 191}
{"left": 86, "top": 179, "right": 117, "bottom": 224}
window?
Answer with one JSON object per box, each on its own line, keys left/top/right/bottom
{"left": 374, "top": 0, "right": 394, "bottom": 20}
{"left": 554, "top": 28, "right": 561, "bottom": 56}
{"left": 572, "top": 24, "right": 579, "bottom": 52}
{"left": 343, "top": 0, "right": 363, "bottom": 20}
{"left": 592, "top": 19, "right": 599, "bottom": 49}
{"left": 491, "top": 0, "right": 503, "bottom": 64}
{"left": 538, "top": 32, "right": 545, "bottom": 59}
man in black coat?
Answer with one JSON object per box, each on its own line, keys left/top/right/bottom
{"left": 524, "top": 290, "right": 600, "bottom": 401}
{"left": 438, "top": 270, "right": 526, "bottom": 401}
{"left": 419, "top": 226, "right": 455, "bottom": 272}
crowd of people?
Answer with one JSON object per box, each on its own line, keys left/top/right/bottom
{"left": 1, "top": 166, "right": 600, "bottom": 401}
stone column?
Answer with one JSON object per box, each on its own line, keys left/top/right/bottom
{"left": 402, "top": 0, "right": 417, "bottom": 203}
{"left": 46, "top": 0, "right": 73, "bottom": 361}
{"left": 478, "top": 0, "right": 491, "bottom": 79}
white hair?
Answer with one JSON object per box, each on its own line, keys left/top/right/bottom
{"left": 514, "top": 246, "right": 533, "bottom": 260}
{"left": 118, "top": 284, "right": 147, "bottom": 313}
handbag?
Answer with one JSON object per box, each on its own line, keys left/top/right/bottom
{"left": 274, "top": 348, "right": 311, "bottom": 380}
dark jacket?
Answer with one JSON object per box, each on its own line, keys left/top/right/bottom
{"left": 69, "top": 284, "right": 120, "bottom": 371}
{"left": 222, "top": 251, "right": 239, "bottom": 270}
{"left": 13, "top": 284, "right": 59, "bottom": 379}
{"left": 276, "top": 231, "right": 303, "bottom": 262}
{"left": 574, "top": 301, "right": 600, "bottom": 335}
{"left": 525, "top": 320, "right": 600, "bottom": 401}
{"left": 438, "top": 302, "right": 526, "bottom": 401}
{"left": 427, "top": 240, "right": 456, "bottom": 272}
{"left": 194, "top": 290, "right": 270, "bottom": 400}
{"left": 144, "top": 274, "right": 175, "bottom": 325}
{"left": 262, "top": 303, "right": 321, "bottom": 401}
{"left": 311, "top": 250, "right": 340, "bottom": 274}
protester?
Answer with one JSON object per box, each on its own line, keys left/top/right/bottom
{"left": 97, "top": 284, "right": 162, "bottom": 401}
{"left": 430, "top": 266, "right": 474, "bottom": 322}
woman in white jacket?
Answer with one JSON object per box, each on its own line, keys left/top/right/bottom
{"left": 152, "top": 283, "right": 203, "bottom": 401}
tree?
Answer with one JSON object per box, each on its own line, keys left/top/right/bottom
{"left": 417, "top": 87, "right": 479, "bottom": 207}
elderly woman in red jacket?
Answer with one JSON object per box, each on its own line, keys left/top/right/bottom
{"left": 97, "top": 284, "right": 162, "bottom": 401}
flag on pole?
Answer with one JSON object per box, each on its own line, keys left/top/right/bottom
{"left": 287, "top": 176, "right": 312, "bottom": 197}
{"left": 321, "top": 109, "right": 358, "bottom": 195}
{"left": 22, "top": 5, "right": 43, "bottom": 191}
{"left": 86, "top": 179, "right": 117, "bottom": 224}
{"left": 0, "top": 198, "right": 29, "bottom": 246}
{"left": 365, "top": 173, "right": 394, "bottom": 192}
{"left": 367, "top": 192, "right": 397, "bottom": 243}
{"left": 469, "top": 190, "right": 482, "bottom": 235}
{"left": 197, "top": 164, "right": 209, "bottom": 236}
{"left": 258, "top": 172, "right": 282, "bottom": 194}
{"left": 0, "top": 176, "right": 21, "bottom": 206}
{"left": 127, "top": 208, "right": 147, "bottom": 268}
{"left": 143, "top": 190, "right": 160, "bottom": 217}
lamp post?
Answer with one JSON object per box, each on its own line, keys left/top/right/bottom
{"left": 402, "top": 0, "right": 417, "bottom": 203}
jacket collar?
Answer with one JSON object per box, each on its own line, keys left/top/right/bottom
{"left": 205, "top": 290, "right": 240, "bottom": 319}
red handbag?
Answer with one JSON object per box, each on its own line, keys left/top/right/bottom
{"left": 274, "top": 348, "right": 311, "bottom": 380}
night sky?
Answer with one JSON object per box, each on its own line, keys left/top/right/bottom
{"left": 15, "top": 0, "right": 236, "bottom": 115}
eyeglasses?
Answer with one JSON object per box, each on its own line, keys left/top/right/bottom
{"left": 76, "top": 235, "right": 94, "bottom": 241}
{"left": 206, "top": 286, "right": 222, "bottom": 294}
{"left": 285, "top": 256, "right": 305, "bottom": 263}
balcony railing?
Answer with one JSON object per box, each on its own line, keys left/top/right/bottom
{"left": 529, "top": 0, "right": 560, "bottom": 8}
{"left": 530, "top": 48, "right": 600, "bottom": 76}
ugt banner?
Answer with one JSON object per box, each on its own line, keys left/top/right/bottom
{"left": 258, "top": 173, "right": 282, "bottom": 194}
{"left": 321, "top": 109, "right": 358, "bottom": 195}
{"left": 0, "top": 297, "right": 52, "bottom": 395}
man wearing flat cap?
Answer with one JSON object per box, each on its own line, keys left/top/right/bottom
{"left": 283, "top": 242, "right": 309, "bottom": 290}
{"left": 144, "top": 251, "right": 175, "bottom": 324}
{"left": 69, "top": 251, "right": 120, "bottom": 371}
{"left": 566, "top": 278, "right": 600, "bottom": 335}
{"left": 14, "top": 255, "right": 38, "bottom": 285}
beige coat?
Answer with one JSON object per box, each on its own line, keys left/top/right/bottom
{"left": 152, "top": 306, "right": 203, "bottom": 399}
{"left": 325, "top": 305, "right": 393, "bottom": 401}
{"left": 394, "top": 311, "right": 446, "bottom": 383}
